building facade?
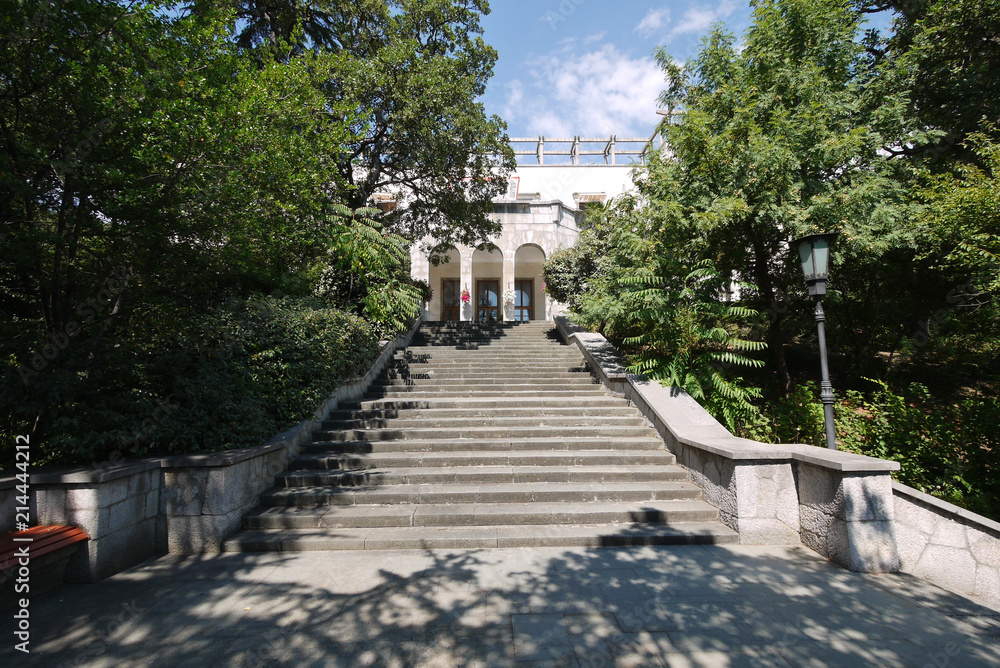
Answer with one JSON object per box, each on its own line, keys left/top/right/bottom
{"left": 409, "top": 135, "right": 655, "bottom": 322}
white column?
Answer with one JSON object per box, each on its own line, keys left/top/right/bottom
{"left": 503, "top": 250, "right": 515, "bottom": 321}
{"left": 460, "top": 246, "right": 473, "bottom": 321}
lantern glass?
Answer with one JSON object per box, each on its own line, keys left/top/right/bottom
{"left": 797, "top": 240, "right": 816, "bottom": 281}
{"left": 794, "top": 233, "right": 838, "bottom": 282}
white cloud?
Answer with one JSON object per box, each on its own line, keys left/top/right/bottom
{"left": 669, "top": 0, "right": 736, "bottom": 39}
{"left": 635, "top": 8, "right": 670, "bottom": 38}
{"left": 583, "top": 31, "right": 607, "bottom": 45}
{"left": 502, "top": 80, "right": 524, "bottom": 122}
{"left": 507, "top": 44, "right": 666, "bottom": 138}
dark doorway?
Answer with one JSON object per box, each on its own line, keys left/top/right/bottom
{"left": 441, "top": 279, "right": 460, "bottom": 321}
{"left": 476, "top": 280, "right": 500, "bottom": 323}
{"left": 513, "top": 280, "right": 533, "bottom": 322}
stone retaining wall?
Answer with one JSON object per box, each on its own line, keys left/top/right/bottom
{"left": 554, "top": 316, "right": 901, "bottom": 573}
{"left": 893, "top": 482, "right": 1000, "bottom": 604}
{"left": 0, "top": 318, "right": 420, "bottom": 581}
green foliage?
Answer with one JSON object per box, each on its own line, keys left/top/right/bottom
{"left": 861, "top": 0, "right": 1000, "bottom": 159}
{"left": 618, "top": 264, "right": 768, "bottom": 436}
{"left": 837, "top": 381, "right": 1000, "bottom": 519}
{"left": 764, "top": 382, "right": 827, "bottom": 448}
{"left": 650, "top": 0, "right": 920, "bottom": 393}
{"left": 224, "top": 0, "right": 516, "bottom": 246}
{"left": 918, "top": 130, "right": 1000, "bottom": 294}
{"left": 0, "top": 296, "right": 379, "bottom": 468}
{"left": 542, "top": 233, "right": 607, "bottom": 311}
{"left": 316, "top": 205, "right": 423, "bottom": 337}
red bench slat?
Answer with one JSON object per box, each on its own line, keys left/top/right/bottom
{"left": 0, "top": 525, "right": 89, "bottom": 570}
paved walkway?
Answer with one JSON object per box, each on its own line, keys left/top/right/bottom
{"left": 3, "top": 544, "right": 999, "bottom": 667}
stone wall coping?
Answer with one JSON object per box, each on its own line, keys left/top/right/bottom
{"left": 892, "top": 480, "right": 1000, "bottom": 536}
{"left": 0, "top": 460, "right": 160, "bottom": 488}
{"left": 554, "top": 316, "right": 899, "bottom": 474}
{"left": 154, "top": 441, "right": 289, "bottom": 469}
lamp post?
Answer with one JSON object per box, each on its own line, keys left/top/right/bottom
{"left": 793, "top": 233, "right": 839, "bottom": 450}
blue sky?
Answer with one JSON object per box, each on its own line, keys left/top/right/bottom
{"left": 480, "top": 1, "right": 893, "bottom": 141}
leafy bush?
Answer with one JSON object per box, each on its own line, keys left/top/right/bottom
{"left": 835, "top": 381, "right": 1000, "bottom": 518}
{"left": 618, "top": 264, "right": 768, "bottom": 436}
{"left": 1, "top": 295, "right": 380, "bottom": 468}
{"left": 317, "top": 205, "right": 423, "bottom": 338}
{"left": 768, "top": 380, "right": 1000, "bottom": 519}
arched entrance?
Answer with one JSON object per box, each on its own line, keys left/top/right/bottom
{"left": 428, "top": 245, "right": 461, "bottom": 321}
{"left": 513, "top": 244, "right": 546, "bottom": 321}
{"left": 472, "top": 244, "right": 503, "bottom": 323}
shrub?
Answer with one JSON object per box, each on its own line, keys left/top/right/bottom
{"left": 775, "top": 380, "right": 1000, "bottom": 519}
{"left": 1, "top": 295, "right": 380, "bottom": 467}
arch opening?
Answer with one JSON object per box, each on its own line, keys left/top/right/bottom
{"left": 513, "top": 244, "right": 546, "bottom": 322}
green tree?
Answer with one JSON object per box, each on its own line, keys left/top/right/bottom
{"left": 220, "top": 0, "right": 517, "bottom": 247}
{"left": 857, "top": 0, "right": 1000, "bottom": 162}
{"left": 316, "top": 205, "right": 423, "bottom": 335}
{"left": 650, "top": 0, "right": 917, "bottom": 394}
{"left": 0, "top": 1, "right": 355, "bottom": 442}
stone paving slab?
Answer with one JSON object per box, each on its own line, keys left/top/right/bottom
{"left": 2, "top": 544, "right": 999, "bottom": 667}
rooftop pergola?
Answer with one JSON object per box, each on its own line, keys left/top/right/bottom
{"left": 510, "top": 113, "right": 680, "bottom": 165}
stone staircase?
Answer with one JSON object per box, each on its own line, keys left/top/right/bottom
{"left": 224, "top": 321, "right": 738, "bottom": 551}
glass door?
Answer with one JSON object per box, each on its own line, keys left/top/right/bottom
{"left": 441, "top": 279, "right": 460, "bottom": 321}
{"left": 514, "top": 280, "right": 533, "bottom": 322}
{"left": 476, "top": 280, "right": 499, "bottom": 322}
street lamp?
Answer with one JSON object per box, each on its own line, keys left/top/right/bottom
{"left": 793, "top": 233, "right": 839, "bottom": 450}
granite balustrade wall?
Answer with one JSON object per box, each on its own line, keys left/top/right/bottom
{"left": 554, "top": 317, "right": 1000, "bottom": 605}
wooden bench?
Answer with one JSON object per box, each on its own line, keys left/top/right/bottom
{"left": 1, "top": 525, "right": 89, "bottom": 609}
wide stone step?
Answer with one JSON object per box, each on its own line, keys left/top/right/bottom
{"left": 396, "top": 346, "right": 583, "bottom": 354}
{"left": 276, "top": 464, "right": 687, "bottom": 487}
{"left": 365, "top": 387, "right": 610, "bottom": 398}
{"left": 301, "top": 436, "right": 666, "bottom": 454}
{"left": 323, "top": 415, "right": 648, "bottom": 430}
{"left": 372, "top": 376, "right": 598, "bottom": 387}
{"left": 223, "top": 522, "right": 739, "bottom": 551}
{"left": 313, "top": 425, "right": 655, "bottom": 442}
{"left": 398, "top": 350, "right": 582, "bottom": 358}
{"left": 380, "top": 366, "right": 591, "bottom": 382}
{"left": 291, "top": 449, "right": 677, "bottom": 470}
{"left": 260, "top": 481, "right": 702, "bottom": 506}
{"left": 350, "top": 397, "right": 631, "bottom": 410}
{"left": 244, "top": 499, "right": 720, "bottom": 529}
{"left": 325, "top": 406, "right": 638, "bottom": 421}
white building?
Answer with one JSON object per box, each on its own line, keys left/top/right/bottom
{"left": 408, "top": 134, "right": 660, "bottom": 322}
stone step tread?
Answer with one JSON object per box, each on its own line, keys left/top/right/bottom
{"left": 324, "top": 416, "right": 648, "bottom": 429}
{"left": 370, "top": 382, "right": 600, "bottom": 390}
{"left": 374, "top": 377, "right": 598, "bottom": 385}
{"left": 302, "top": 437, "right": 666, "bottom": 453}
{"left": 276, "top": 465, "right": 689, "bottom": 486}
{"left": 347, "top": 396, "right": 629, "bottom": 406}
{"left": 395, "top": 354, "right": 584, "bottom": 359}
{"left": 244, "top": 499, "right": 720, "bottom": 529}
{"left": 313, "top": 426, "right": 657, "bottom": 441}
{"left": 368, "top": 382, "right": 602, "bottom": 389}
{"left": 223, "top": 522, "right": 739, "bottom": 551}
{"left": 291, "top": 449, "right": 677, "bottom": 469}
{"left": 326, "top": 407, "right": 641, "bottom": 420}
{"left": 260, "top": 481, "right": 703, "bottom": 506}
{"left": 365, "top": 390, "right": 611, "bottom": 398}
